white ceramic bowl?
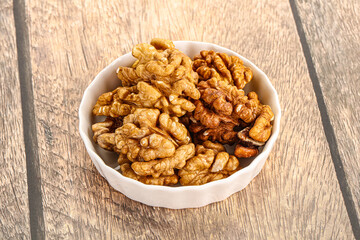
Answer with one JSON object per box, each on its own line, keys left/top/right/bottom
{"left": 79, "top": 41, "right": 281, "bottom": 209}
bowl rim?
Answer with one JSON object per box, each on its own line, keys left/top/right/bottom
{"left": 79, "top": 40, "right": 281, "bottom": 192}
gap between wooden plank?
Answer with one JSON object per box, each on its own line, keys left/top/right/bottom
{"left": 13, "top": 0, "right": 45, "bottom": 239}
{"left": 289, "top": 0, "right": 360, "bottom": 238}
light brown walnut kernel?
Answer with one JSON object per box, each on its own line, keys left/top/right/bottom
{"left": 92, "top": 117, "right": 123, "bottom": 152}
{"left": 211, "top": 152, "right": 231, "bottom": 172}
{"left": 178, "top": 169, "right": 226, "bottom": 186}
{"left": 120, "top": 163, "right": 178, "bottom": 186}
{"left": 150, "top": 38, "right": 175, "bottom": 50}
{"left": 131, "top": 143, "right": 195, "bottom": 178}
{"left": 249, "top": 105, "right": 274, "bottom": 142}
{"left": 114, "top": 108, "right": 165, "bottom": 160}
{"left": 183, "top": 146, "right": 216, "bottom": 171}
{"left": 202, "top": 140, "right": 226, "bottom": 153}
{"left": 119, "top": 81, "right": 163, "bottom": 108}
{"left": 123, "top": 108, "right": 160, "bottom": 128}
{"left": 96, "top": 133, "right": 117, "bottom": 152}
{"left": 116, "top": 67, "right": 142, "bottom": 87}
{"left": 138, "top": 134, "right": 176, "bottom": 161}
{"left": 132, "top": 43, "right": 160, "bottom": 64}
{"left": 92, "top": 89, "right": 135, "bottom": 117}
{"left": 92, "top": 91, "right": 114, "bottom": 116}
{"left": 113, "top": 107, "right": 191, "bottom": 165}
{"left": 159, "top": 113, "right": 189, "bottom": 142}
{"left": 118, "top": 153, "right": 131, "bottom": 165}
{"left": 178, "top": 142, "right": 240, "bottom": 185}
{"left": 130, "top": 40, "right": 198, "bottom": 85}
{"left": 116, "top": 38, "right": 200, "bottom": 117}
{"left": 92, "top": 118, "right": 114, "bottom": 142}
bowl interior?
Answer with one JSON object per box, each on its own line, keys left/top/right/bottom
{"left": 79, "top": 41, "right": 281, "bottom": 190}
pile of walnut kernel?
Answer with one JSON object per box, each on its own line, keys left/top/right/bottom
{"left": 91, "top": 38, "right": 274, "bottom": 186}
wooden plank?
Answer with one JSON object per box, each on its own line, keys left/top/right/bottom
{"left": 27, "top": 0, "right": 354, "bottom": 238}
{"left": 0, "top": 0, "right": 30, "bottom": 239}
{"left": 293, "top": 0, "right": 360, "bottom": 224}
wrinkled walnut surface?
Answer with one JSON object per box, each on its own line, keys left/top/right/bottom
{"left": 178, "top": 141, "right": 240, "bottom": 185}
{"left": 193, "top": 50, "right": 253, "bottom": 89}
{"left": 115, "top": 38, "right": 200, "bottom": 117}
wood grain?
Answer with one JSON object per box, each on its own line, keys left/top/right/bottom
{"left": 0, "top": 0, "right": 30, "bottom": 238}
{"left": 25, "top": 0, "right": 355, "bottom": 239}
{"left": 294, "top": 0, "right": 360, "bottom": 221}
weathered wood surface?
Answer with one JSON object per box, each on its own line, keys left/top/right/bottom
{"left": 0, "top": 0, "right": 30, "bottom": 239}
{"left": 1, "top": 0, "right": 358, "bottom": 239}
{"left": 294, "top": 0, "right": 360, "bottom": 220}
{"left": 24, "top": 0, "right": 355, "bottom": 239}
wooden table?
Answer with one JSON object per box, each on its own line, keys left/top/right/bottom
{"left": 1, "top": 0, "right": 359, "bottom": 239}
